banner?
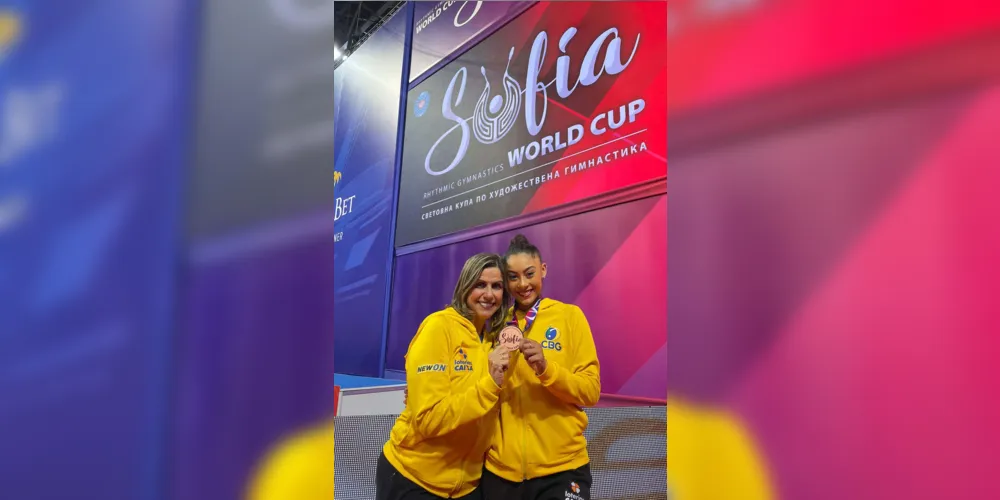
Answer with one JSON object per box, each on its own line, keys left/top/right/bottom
{"left": 333, "top": 10, "right": 407, "bottom": 376}
{"left": 396, "top": 1, "right": 667, "bottom": 246}
{"left": 410, "top": 0, "right": 533, "bottom": 83}
{"left": 386, "top": 196, "right": 666, "bottom": 399}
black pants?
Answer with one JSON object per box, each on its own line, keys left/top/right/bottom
{"left": 481, "top": 464, "right": 592, "bottom": 500}
{"left": 375, "top": 452, "right": 481, "bottom": 500}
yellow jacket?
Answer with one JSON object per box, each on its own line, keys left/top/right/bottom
{"left": 247, "top": 422, "right": 333, "bottom": 500}
{"left": 667, "top": 397, "right": 775, "bottom": 500}
{"left": 485, "top": 298, "right": 601, "bottom": 481}
{"left": 383, "top": 307, "right": 502, "bottom": 498}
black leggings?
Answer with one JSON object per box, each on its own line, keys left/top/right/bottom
{"left": 480, "top": 464, "right": 592, "bottom": 500}
{"left": 375, "top": 452, "right": 482, "bottom": 500}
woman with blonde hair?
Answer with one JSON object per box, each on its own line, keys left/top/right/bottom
{"left": 377, "top": 253, "right": 513, "bottom": 500}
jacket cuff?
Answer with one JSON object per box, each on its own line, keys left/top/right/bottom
{"left": 478, "top": 372, "right": 502, "bottom": 400}
{"left": 537, "top": 360, "right": 562, "bottom": 385}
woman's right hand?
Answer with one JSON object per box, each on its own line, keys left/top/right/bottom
{"left": 488, "top": 345, "right": 510, "bottom": 386}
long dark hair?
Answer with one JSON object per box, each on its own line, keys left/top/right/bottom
{"left": 449, "top": 253, "right": 511, "bottom": 343}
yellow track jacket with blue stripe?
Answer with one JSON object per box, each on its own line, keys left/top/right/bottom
{"left": 383, "top": 307, "right": 502, "bottom": 498}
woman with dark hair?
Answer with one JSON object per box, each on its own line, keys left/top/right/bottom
{"left": 377, "top": 253, "right": 513, "bottom": 500}
{"left": 482, "top": 235, "right": 602, "bottom": 500}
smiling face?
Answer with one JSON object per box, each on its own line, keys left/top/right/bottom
{"left": 466, "top": 267, "right": 504, "bottom": 324}
{"left": 506, "top": 252, "right": 546, "bottom": 310}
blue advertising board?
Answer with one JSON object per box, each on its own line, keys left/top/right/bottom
{"left": 334, "top": 9, "right": 409, "bottom": 376}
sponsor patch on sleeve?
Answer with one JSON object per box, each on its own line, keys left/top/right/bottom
{"left": 416, "top": 363, "right": 447, "bottom": 373}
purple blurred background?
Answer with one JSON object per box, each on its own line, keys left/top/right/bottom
{"left": 669, "top": 0, "right": 1000, "bottom": 498}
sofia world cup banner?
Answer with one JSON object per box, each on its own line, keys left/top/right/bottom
{"left": 395, "top": 2, "right": 668, "bottom": 246}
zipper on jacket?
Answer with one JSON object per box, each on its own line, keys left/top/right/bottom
{"left": 453, "top": 457, "right": 467, "bottom": 498}
{"left": 517, "top": 313, "right": 529, "bottom": 481}
{"left": 455, "top": 341, "right": 490, "bottom": 497}
{"left": 451, "top": 340, "right": 486, "bottom": 498}
{"left": 519, "top": 380, "right": 527, "bottom": 481}
{"left": 453, "top": 416, "right": 475, "bottom": 497}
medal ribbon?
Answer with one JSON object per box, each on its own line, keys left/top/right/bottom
{"left": 508, "top": 298, "right": 541, "bottom": 333}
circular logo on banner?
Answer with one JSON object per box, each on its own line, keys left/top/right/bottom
{"left": 498, "top": 325, "right": 523, "bottom": 351}
{"left": 414, "top": 91, "right": 430, "bottom": 117}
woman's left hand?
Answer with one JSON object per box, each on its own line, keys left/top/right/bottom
{"left": 519, "top": 338, "right": 547, "bottom": 375}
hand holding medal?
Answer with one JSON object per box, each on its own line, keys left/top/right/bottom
{"left": 488, "top": 345, "right": 510, "bottom": 386}
{"left": 519, "top": 338, "right": 547, "bottom": 376}
{"left": 499, "top": 298, "right": 542, "bottom": 374}
{"left": 498, "top": 325, "right": 524, "bottom": 352}
{"left": 501, "top": 298, "right": 539, "bottom": 352}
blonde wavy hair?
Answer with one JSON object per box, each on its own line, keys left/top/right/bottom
{"left": 449, "top": 253, "right": 511, "bottom": 344}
